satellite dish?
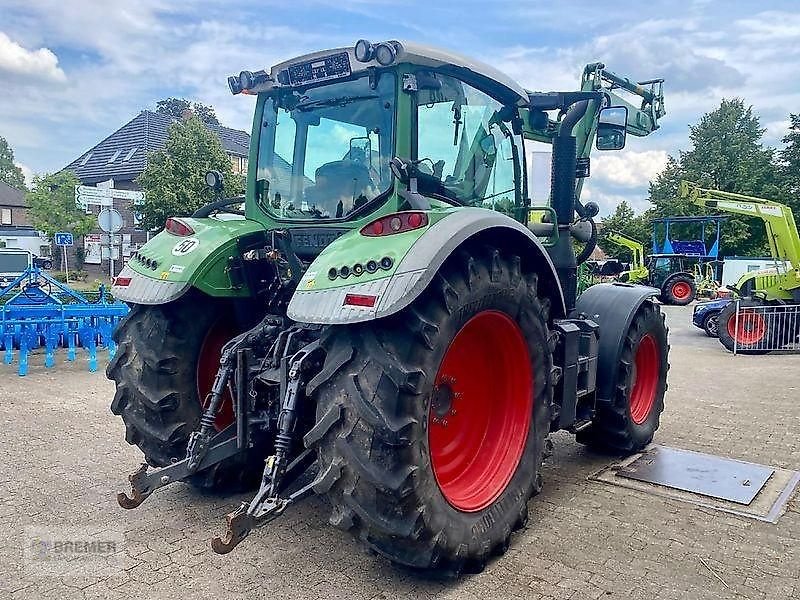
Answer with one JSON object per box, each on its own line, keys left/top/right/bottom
{"left": 98, "top": 208, "right": 123, "bottom": 233}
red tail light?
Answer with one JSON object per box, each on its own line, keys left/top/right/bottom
{"left": 114, "top": 277, "right": 132, "bottom": 287}
{"left": 165, "top": 217, "right": 195, "bottom": 236}
{"left": 361, "top": 211, "right": 428, "bottom": 237}
{"left": 343, "top": 293, "right": 377, "bottom": 307}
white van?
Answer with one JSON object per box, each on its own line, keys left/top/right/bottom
{"left": 0, "top": 248, "right": 32, "bottom": 288}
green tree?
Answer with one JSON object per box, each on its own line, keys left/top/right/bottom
{"left": 27, "top": 171, "right": 95, "bottom": 237}
{"left": 646, "top": 99, "right": 781, "bottom": 256}
{"left": 156, "top": 97, "right": 220, "bottom": 125}
{"left": 599, "top": 201, "right": 651, "bottom": 261}
{"left": 0, "top": 136, "right": 27, "bottom": 191}
{"left": 137, "top": 116, "right": 243, "bottom": 230}
{"left": 777, "top": 114, "right": 800, "bottom": 212}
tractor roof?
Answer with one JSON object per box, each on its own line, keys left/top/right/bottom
{"left": 266, "top": 40, "right": 529, "bottom": 104}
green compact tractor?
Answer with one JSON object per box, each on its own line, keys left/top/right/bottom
{"left": 110, "top": 41, "right": 669, "bottom": 572}
{"left": 680, "top": 181, "right": 800, "bottom": 353}
{"left": 605, "top": 232, "right": 697, "bottom": 305}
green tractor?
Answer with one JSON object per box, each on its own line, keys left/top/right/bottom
{"left": 110, "top": 41, "right": 669, "bottom": 572}
{"left": 605, "top": 231, "right": 697, "bottom": 305}
{"left": 680, "top": 181, "right": 800, "bottom": 353}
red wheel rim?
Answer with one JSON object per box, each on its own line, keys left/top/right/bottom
{"left": 726, "top": 310, "right": 766, "bottom": 346}
{"left": 629, "top": 334, "right": 660, "bottom": 425}
{"left": 671, "top": 281, "right": 692, "bottom": 300}
{"left": 196, "top": 320, "right": 236, "bottom": 430}
{"left": 428, "top": 310, "right": 532, "bottom": 512}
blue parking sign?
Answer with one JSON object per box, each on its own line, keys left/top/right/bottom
{"left": 55, "top": 232, "right": 74, "bottom": 246}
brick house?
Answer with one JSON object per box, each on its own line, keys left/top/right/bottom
{"left": 63, "top": 110, "right": 250, "bottom": 276}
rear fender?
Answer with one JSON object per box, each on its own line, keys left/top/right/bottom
{"left": 111, "top": 217, "right": 267, "bottom": 305}
{"left": 287, "top": 207, "right": 565, "bottom": 324}
{"left": 572, "top": 283, "right": 659, "bottom": 402}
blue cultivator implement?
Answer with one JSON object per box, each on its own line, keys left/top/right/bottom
{"left": 0, "top": 267, "right": 129, "bottom": 375}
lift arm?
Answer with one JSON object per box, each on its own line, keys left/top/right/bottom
{"left": 679, "top": 181, "right": 800, "bottom": 270}
{"left": 606, "top": 232, "right": 646, "bottom": 272}
{"left": 522, "top": 63, "right": 665, "bottom": 205}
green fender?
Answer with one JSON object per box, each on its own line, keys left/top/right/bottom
{"left": 111, "top": 217, "right": 267, "bottom": 305}
{"left": 287, "top": 207, "right": 565, "bottom": 324}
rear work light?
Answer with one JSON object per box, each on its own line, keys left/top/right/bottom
{"left": 360, "top": 211, "right": 428, "bottom": 237}
{"left": 165, "top": 217, "right": 194, "bottom": 236}
{"left": 344, "top": 293, "right": 377, "bottom": 307}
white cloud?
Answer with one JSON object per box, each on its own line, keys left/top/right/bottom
{"left": 0, "top": 31, "right": 65, "bottom": 83}
{"left": 581, "top": 185, "right": 650, "bottom": 216}
{"left": 15, "top": 162, "right": 34, "bottom": 187}
{"left": 592, "top": 150, "right": 669, "bottom": 188}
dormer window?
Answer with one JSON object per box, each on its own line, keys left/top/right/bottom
{"left": 79, "top": 152, "right": 93, "bottom": 166}
{"left": 123, "top": 147, "right": 138, "bottom": 162}
{"left": 107, "top": 150, "right": 121, "bottom": 164}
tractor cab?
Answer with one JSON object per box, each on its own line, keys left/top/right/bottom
{"left": 234, "top": 41, "right": 533, "bottom": 234}
{"left": 647, "top": 254, "right": 691, "bottom": 288}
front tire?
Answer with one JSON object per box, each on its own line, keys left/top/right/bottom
{"left": 310, "top": 247, "right": 553, "bottom": 573}
{"left": 107, "top": 292, "right": 264, "bottom": 490}
{"left": 703, "top": 312, "right": 719, "bottom": 337}
{"left": 577, "top": 302, "right": 669, "bottom": 452}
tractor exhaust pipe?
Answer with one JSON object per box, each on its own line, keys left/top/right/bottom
{"left": 549, "top": 100, "right": 590, "bottom": 311}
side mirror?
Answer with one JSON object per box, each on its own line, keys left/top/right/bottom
{"left": 596, "top": 106, "right": 628, "bottom": 151}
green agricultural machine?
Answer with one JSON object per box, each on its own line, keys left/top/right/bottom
{"left": 110, "top": 41, "right": 669, "bottom": 573}
{"left": 605, "top": 231, "right": 697, "bottom": 305}
{"left": 680, "top": 181, "right": 800, "bottom": 353}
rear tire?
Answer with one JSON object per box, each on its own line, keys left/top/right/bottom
{"left": 310, "top": 247, "right": 553, "bottom": 573}
{"left": 107, "top": 292, "right": 265, "bottom": 490}
{"left": 661, "top": 275, "right": 696, "bottom": 305}
{"left": 577, "top": 302, "right": 668, "bottom": 452}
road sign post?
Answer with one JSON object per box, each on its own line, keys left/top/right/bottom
{"left": 55, "top": 232, "right": 74, "bottom": 282}
{"left": 97, "top": 208, "right": 123, "bottom": 277}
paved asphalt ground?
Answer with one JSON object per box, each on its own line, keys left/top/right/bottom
{"left": 1, "top": 304, "right": 798, "bottom": 599}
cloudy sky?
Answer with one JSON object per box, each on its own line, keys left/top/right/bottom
{"left": 1, "top": 0, "right": 798, "bottom": 215}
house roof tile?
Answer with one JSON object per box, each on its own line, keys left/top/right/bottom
{"left": 63, "top": 111, "right": 250, "bottom": 184}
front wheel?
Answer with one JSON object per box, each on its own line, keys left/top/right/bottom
{"left": 311, "top": 247, "right": 553, "bottom": 573}
{"left": 577, "top": 302, "right": 669, "bottom": 452}
{"left": 703, "top": 312, "right": 720, "bottom": 337}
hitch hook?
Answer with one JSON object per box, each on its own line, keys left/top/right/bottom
{"left": 116, "top": 463, "right": 151, "bottom": 509}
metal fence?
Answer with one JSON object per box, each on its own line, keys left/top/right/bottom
{"left": 732, "top": 301, "right": 800, "bottom": 355}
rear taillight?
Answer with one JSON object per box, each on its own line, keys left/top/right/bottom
{"left": 343, "top": 293, "right": 377, "bottom": 307}
{"left": 114, "top": 277, "right": 132, "bottom": 287}
{"left": 165, "top": 217, "right": 195, "bottom": 236}
{"left": 361, "top": 211, "right": 428, "bottom": 237}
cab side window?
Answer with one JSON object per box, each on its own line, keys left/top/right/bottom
{"left": 416, "top": 74, "right": 522, "bottom": 214}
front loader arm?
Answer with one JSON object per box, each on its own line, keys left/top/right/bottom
{"left": 606, "top": 232, "right": 645, "bottom": 271}
{"left": 521, "top": 63, "right": 666, "bottom": 204}
{"left": 679, "top": 181, "right": 800, "bottom": 268}
{"left": 521, "top": 63, "right": 665, "bottom": 146}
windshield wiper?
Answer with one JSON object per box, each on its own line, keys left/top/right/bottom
{"left": 295, "top": 95, "right": 379, "bottom": 111}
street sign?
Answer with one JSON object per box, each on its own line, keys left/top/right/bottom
{"left": 54, "top": 232, "right": 74, "bottom": 246}
{"left": 109, "top": 189, "right": 144, "bottom": 202}
{"left": 98, "top": 208, "right": 124, "bottom": 233}
{"left": 75, "top": 185, "right": 144, "bottom": 209}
